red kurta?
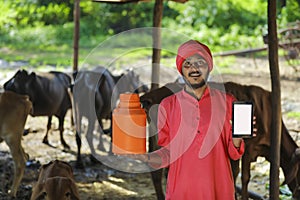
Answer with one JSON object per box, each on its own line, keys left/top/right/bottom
{"left": 156, "top": 86, "right": 244, "bottom": 200}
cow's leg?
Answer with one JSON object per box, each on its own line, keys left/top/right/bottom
{"left": 42, "top": 116, "right": 52, "bottom": 145}
{"left": 86, "top": 120, "right": 96, "bottom": 155}
{"left": 96, "top": 119, "right": 113, "bottom": 153}
{"left": 230, "top": 159, "right": 240, "bottom": 199}
{"left": 151, "top": 169, "right": 165, "bottom": 200}
{"left": 58, "top": 116, "right": 70, "bottom": 149}
{"left": 98, "top": 116, "right": 113, "bottom": 153}
{"left": 97, "top": 120, "right": 107, "bottom": 152}
{"left": 86, "top": 119, "right": 102, "bottom": 163}
{"left": 102, "top": 119, "right": 112, "bottom": 135}
{"left": 241, "top": 154, "right": 251, "bottom": 200}
{"left": 5, "top": 133, "right": 27, "bottom": 197}
{"left": 75, "top": 130, "right": 84, "bottom": 168}
{"left": 75, "top": 115, "right": 84, "bottom": 168}
{"left": 108, "top": 118, "right": 113, "bottom": 153}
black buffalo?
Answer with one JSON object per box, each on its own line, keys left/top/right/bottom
{"left": 72, "top": 66, "right": 148, "bottom": 167}
{"left": 140, "top": 81, "right": 300, "bottom": 200}
{"left": 4, "top": 69, "right": 72, "bottom": 149}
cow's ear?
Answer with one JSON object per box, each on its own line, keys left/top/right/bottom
{"left": 16, "top": 69, "right": 24, "bottom": 76}
{"left": 31, "top": 183, "right": 46, "bottom": 200}
{"left": 26, "top": 72, "right": 37, "bottom": 85}
{"left": 20, "top": 69, "right": 28, "bottom": 75}
{"left": 42, "top": 160, "right": 54, "bottom": 170}
{"left": 29, "top": 72, "right": 36, "bottom": 78}
{"left": 15, "top": 69, "right": 27, "bottom": 78}
{"left": 70, "top": 181, "right": 80, "bottom": 200}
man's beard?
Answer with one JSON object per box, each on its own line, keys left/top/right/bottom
{"left": 190, "top": 80, "right": 206, "bottom": 89}
{"left": 183, "top": 75, "right": 208, "bottom": 89}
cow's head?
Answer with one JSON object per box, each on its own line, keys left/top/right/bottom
{"left": 4, "top": 70, "right": 39, "bottom": 103}
{"left": 116, "top": 69, "right": 149, "bottom": 94}
{"left": 4, "top": 69, "right": 29, "bottom": 93}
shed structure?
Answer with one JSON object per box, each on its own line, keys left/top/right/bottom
{"left": 72, "top": 0, "right": 282, "bottom": 199}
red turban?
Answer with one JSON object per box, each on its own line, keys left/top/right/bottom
{"left": 176, "top": 40, "right": 213, "bottom": 74}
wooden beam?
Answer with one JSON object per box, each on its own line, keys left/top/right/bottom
{"left": 214, "top": 46, "right": 268, "bottom": 57}
{"left": 213, "top": 40, "right": 300, "bottom": 57}
{"left": 92, "top": 0, "right": 150, "bottom": 3}
{"left": 73, "top": 0, "right": 80, "bottom": 71}
{"left": 170, "top": 0, "right": 188, "bottom": 2}
{"left": 92, "top": 0, "right": 186, "bottom": 3}
{"left": 151, "top": 0, "right": 163, "bottom": 91}
{"left": 268, "top": 0, "right": 282, "bottom": 199}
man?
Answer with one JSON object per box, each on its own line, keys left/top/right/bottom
{"left": 132, "top": 40, "right": 245, "bottom": 199}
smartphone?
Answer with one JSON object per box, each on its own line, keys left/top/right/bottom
{"left": 232, "top": 101, "right": 253, "bottom": 138}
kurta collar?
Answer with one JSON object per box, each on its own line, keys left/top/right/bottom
{"left": 182, "top": 85, "right": 213, "bottom": 101}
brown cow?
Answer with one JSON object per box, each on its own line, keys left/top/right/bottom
{"left": 0, "top": 91, "right": 32, "bottom": 197}
{"left": 31, "top": 160, "right": 80, "bottom": 200}
{"left": 140, "top": 81, "right": 300, "bottom": 200}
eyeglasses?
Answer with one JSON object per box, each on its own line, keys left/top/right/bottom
{"left": 183, "top": 59, "right": 208, "bottom": 69}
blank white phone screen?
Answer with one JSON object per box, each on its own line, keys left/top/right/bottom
{"left": 233, "top": 103, "right": 253, "bottom": 136}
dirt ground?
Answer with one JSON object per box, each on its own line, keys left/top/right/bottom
{"left": 0, "top": 56, "right": 299, "bottom": 200}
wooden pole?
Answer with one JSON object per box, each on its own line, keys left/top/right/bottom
{"left": 73, "top": 0, "right": 80, "bottom": 71}
{"left": 149, "top": 2, "right": 164, "bottom": 199}
{"left": 151, "top": 0, "right": 163, "bottom": 90}
{"left": 268, "top": 0, "right": 282, "bottom": 199}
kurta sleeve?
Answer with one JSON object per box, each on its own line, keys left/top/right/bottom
{"left": 147, "top": 100, "right": 171, "bottom": 169}
{"left": 157, "top": 101, "right": 170, "bottom": 147}
{"left": 226, "top": 94, "right": 245, "bottom": 160}
{"left": 228, "top": 139, "right": 245, "bottom": 160}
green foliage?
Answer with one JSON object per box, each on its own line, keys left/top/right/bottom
{"left": 0, "top": 1, "right": 18, "bottom": 31}
{"left": 0, "top": 0, "right": 72, "bottom": 30}
{"left": 287, "top": 112, "right": 300, "bottom": 120}
{"left": 94, "top": 3, "right": 155, "bottom": 34}
{"left": 0, "top": 0, "right": 299, "bottom": 67}
{"left": 167, "top": 0, "right": 271, "bottom": 50}
{"left": 278, "top": 0, "right": 300, "bottom": 28}
{"left": 0, "top": 24, "right": 73, "bottom": 50}
{"left": 169, "top": 0, "right": 268, "bottom": 30}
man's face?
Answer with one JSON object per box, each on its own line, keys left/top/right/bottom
{"left": 181, "top": 54, "right": 210, "bottom": 89}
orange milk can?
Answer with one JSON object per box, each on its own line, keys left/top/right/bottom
{"left": 112, "top": 93, "right": 147, "bottom": 154}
